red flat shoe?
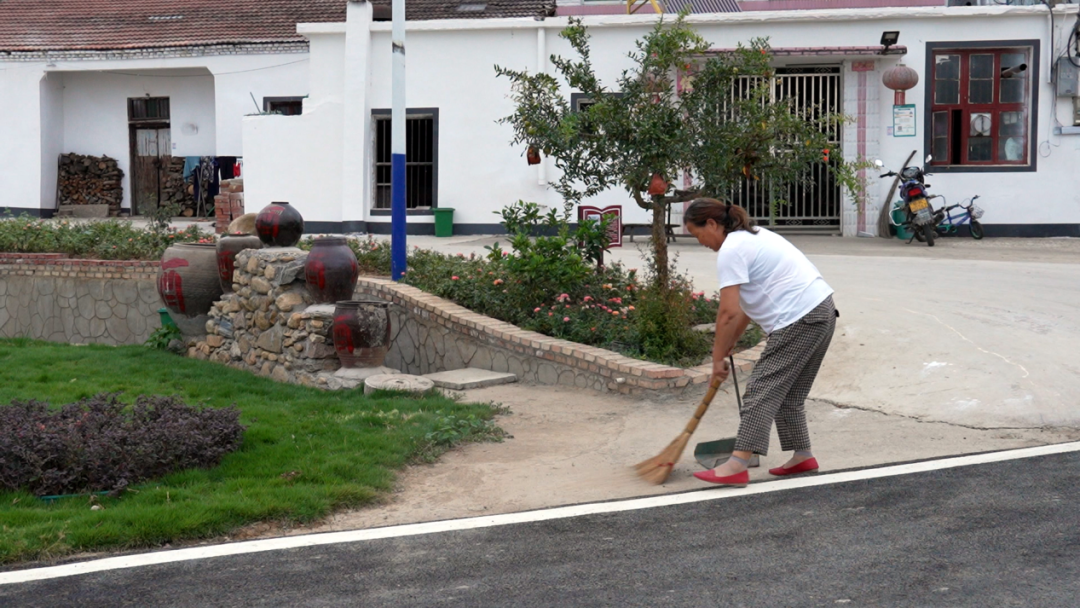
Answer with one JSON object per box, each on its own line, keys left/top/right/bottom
{"left": 768, "top": 457, "right": 819, "bottom": 476}
{"left": 692, "top": 469, "right": 749, "bottom": 487}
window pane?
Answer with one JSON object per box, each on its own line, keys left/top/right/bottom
{"left": 933, "top": 137, "right": 949, "bottom": 163}
{"left": 969, "top": 81, "right": 993, "bottom": 104}
{"left": 935, "top": 80, "right": 960, "bottom": 105}
{"left": 969, "top": 137, "right": 992, "bottom": 161}
{"left": 970, "top": 112, "right": 992, "bottom": 137}
{"left": 999, "top": 136, "right": 1025, "bottom": 162}
{"left": 1000, "top": 111, "right": 1024, "bottom": 137}
{"left": 970, "top": 54, "right": 994, "bottom": 79}
{"left": 933, "top": 111, "right": 949, "bottom": 138}
{"left": 1001, "top": 53, "right": 1026, "bottom": 73}
{"left": 1000, "top": 78, "right": 1025, "bottom": 104}
{"left": 936, "top": 54, "right": 960, "bottom": 80}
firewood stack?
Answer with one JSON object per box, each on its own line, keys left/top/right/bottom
{"left": 161, "top": 157, "right": 196, "bottom": 215}
{"left": 58, "top": 154, "right": 124, "bottom": 216}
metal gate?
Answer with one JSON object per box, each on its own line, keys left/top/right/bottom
{"left": 729, "top": 66, "right": 843, "bottom": 232}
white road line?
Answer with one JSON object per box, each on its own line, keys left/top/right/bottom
{"left": 3, "top": 441, "right": 1079, "bottom": 586}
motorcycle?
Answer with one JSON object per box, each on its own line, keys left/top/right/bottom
{"left": 874, "top": 155, "right": 938, "bottom": 247}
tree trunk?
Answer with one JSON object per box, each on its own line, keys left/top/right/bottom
{"left": 650, "top": 196, "right": 669, "bottom": 289}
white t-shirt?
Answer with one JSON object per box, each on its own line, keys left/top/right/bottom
{"left": 716, "top": 228, "right": 834, "bottom": 334}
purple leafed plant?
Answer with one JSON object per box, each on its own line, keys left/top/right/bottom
{"left": 0, "top": 393, "right": 244, "bottom": 496}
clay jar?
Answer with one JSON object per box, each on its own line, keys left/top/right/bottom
{"left": 305, "top": 237, "right": 360, "bottom": 304}
{"left": 255, "top": 201, "right": 304, "bottom": 248}
{"left": 216, "top": 233, "right": 263, "bottom": 292}
{"left": 332, "top": 300, "right": 391, "bottom": 368}
{"left": 158, "top": 243, "right": 223, "bottom": 338}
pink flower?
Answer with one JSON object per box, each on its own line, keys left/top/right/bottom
{"left": 451, "top": 276, "right": 459, "bottom": 281}
{"left": 548, "top": 312, "right": 553, "bottom": 317}
{"left": 628, "top": 305, "right": 636, "bottom": 311}
{"left": 563, "top": 317, "right": 570, "bottom": 322}
{"left": 503, "top": 252, "right": 509, "bottom": 257}
{"left": 534, "top": 307, "right": 541, "bottom": 313}
{"left": 583, "top": 296, "right": 593, "bottom": 302}
{"left": 493, "top": 279, "right": 504, "bottom": 285}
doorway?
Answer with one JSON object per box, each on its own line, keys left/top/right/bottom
{"left": 128, "top": 97, "right": 171, "bottom": 216}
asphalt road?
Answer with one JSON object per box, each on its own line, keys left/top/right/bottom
{"left": 4, "top": 451, "right": 1078, "bottom": 607}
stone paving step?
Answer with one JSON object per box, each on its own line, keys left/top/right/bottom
{"left": 423, "top": 368, "right": 518, "bottom": 390}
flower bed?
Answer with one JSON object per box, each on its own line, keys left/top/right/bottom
{"left": 0, "top": 215, "right": 208, "bottom": 260}
{"left": 307, "top": 202, "right": 762, "bottom": 368}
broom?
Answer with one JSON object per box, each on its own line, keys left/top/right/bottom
{"left": 634, "top": 366, "right": 727, "bottom": 485}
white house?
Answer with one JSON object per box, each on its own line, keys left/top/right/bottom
{"left": 244, "top": 0, "right": 1080, "bottom": 237}
{"left": 0, "top": 0, "right": 348, "bottom": 217}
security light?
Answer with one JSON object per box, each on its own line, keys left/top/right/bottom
{"left": 880, "top": 31, "right": 900, "bottom": 54}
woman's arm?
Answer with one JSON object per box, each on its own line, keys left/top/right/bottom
{"left": 711, "top": 285, "right": 750, "bottom": 383}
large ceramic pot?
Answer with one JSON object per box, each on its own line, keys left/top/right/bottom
{"left": 332, "top": 300, "right": 391, "bottom": 368}
{"left": 158, "top": 243, "right": 223, "bottom": 338}
{"left": 305, "top": 237, "right": 360, "bottom": 304}
{"left": 216, "top": 233, "right": 263, "bottom": 293}
{"left": 255, "top": 201, "right": 304, "bottom": 248}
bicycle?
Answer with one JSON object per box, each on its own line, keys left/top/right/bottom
{"left": 932, "top": 195, "right": 985, "bottom": 240}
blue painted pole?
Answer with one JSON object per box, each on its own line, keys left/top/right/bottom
{"left": 390, "top": 0, "right": 407, "bottom": 281}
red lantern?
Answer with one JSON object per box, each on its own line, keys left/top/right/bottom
{"left": 648, "top": 173, "right": 668, "bottom": 196}
{"left": 882, "top": 64, "right": 920, "bottom": 106}
{"left": 527, "top": 146, "right": 541, "bottom": 165}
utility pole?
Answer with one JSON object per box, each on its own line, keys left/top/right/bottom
{"left": 391, "top": 0, "right": 407, "bottom": 281}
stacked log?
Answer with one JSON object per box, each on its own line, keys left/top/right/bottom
{"left": 161, "top": 157, "right": 194, "bottom": 215}
{"left": 58, "top": 154, "right": 124, "bottom": 216}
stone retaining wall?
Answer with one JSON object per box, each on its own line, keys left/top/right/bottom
{"left": 355, "top": 278, "right": 763, "bottom": 396}
{"left": 0, "top": 252, "right": 763, "bottom": 395}
{"left": 0, "top": 253, "right": 161, "bottom": 344}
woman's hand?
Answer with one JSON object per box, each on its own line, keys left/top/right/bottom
{"left": 711, "top": 357, "right": 730, "bottom": 384}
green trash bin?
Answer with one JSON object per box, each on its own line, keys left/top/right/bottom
{"left": 890, "top": 203, "right": 913, "bottom": 240}
{"left": 433, "top": 207, "right": 455, "bottom": 238}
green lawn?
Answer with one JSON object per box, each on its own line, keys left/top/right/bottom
{"left": 0, "top": 339, "right": 503, "bottom": 565}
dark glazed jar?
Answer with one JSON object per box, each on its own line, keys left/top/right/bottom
{"left": 305, "top": 237, "right": 360, "bottom": 304}
{"left": 255, "top": 201, "right": 304, "bottom": 248}
{"left": 158, "top": 243, "right": 223, "bottom": 318}
{"left": 216, "top": 233, "right": 263, "bottom": 293}
{"left": 332, "top": 300, "right": 391, "bottom": 368}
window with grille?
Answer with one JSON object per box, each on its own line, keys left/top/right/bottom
{"left": 373, "top": 110, "right": 438, "bottom": 210}
{"left": 926, "top": 42, "right": 1038, "bottom": 170}
{"left": 128, "top": 97, "right": 170, "bottom": 122}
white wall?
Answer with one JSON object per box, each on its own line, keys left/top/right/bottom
{"left": 59, "top": 69, "right": 216, "bottom": 210}
{"left": 1, "top": 51, "right": 311, "bottom": 215}
{"left": 40, "top": 72, "right": 65, "bottom": 210}
{"left": 243, "top": 102, "right": 345, "bottom": 225}
{"left": 0, "top": 65, "right": 46, "bottom": 213}
{"left": 211, "top": 55, "right": 310, "bottom": 157}
{"left": 245, "top": 5, "right": 1080, "bottom": 233}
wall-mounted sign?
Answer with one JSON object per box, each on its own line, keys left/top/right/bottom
{"left": 893, "top": 104, "right": 916, "bottom": 138}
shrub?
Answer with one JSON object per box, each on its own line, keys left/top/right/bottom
{"left": 0, "top": 214, "right": 208, "bottom": 260}
{"left": 0, "top": 393, "right": 244, "bottom": 496}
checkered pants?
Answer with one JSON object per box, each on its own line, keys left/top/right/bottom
{"left": 733, "top": 296, "right": 836, "bottom": 456}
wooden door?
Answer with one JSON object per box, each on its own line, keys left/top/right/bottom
{"left": 131, "top": 127, "right": 171, "bottom": 215}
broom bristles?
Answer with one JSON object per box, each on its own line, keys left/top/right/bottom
{"left": 634, "top": 432, "right": 691, "bottom": 485}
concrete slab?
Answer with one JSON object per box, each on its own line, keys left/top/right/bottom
{"left": 363, "top": 374, "right": 434, "bottom": 396}
{"left": 423, "top": 368, "right": 518, "bottom": 390}
{"left": 333, "top": 366, "right": 399, "bottom": 381}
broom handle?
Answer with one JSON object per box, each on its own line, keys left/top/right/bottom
{"left": 683, "top": 376, "right": 723, "bottom": 435}
{"left": 730, "top": 355, "right": 743, "bottom": 411}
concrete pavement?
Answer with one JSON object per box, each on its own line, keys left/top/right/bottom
{"left": 408, "top": 234, "right": 1080, "bottom": 430}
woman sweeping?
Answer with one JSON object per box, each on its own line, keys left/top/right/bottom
{"left": 683, "top": 199, "right": 837, "bottom": 487}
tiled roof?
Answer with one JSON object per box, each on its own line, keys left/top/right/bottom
{"left": 368, "top": 0, "right": 556, "bottom": 20}
{"left": 0, "top": 0, "right": 347, "bottom": 52}
{"left": 667, "top": 0, "right": 742, "bottom": 13}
